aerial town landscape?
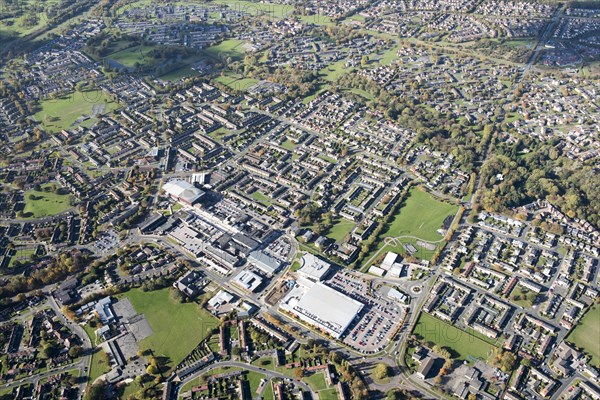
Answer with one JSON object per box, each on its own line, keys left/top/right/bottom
{"left": 0, "top": 0, "right": 599, "bottom": 399}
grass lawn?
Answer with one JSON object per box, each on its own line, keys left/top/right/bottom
{"left": 326, "top": 218, "right": 355, "bottom": 242}
{"left": 305, "top": 371, "right": 328, "bottom": 391}
{"left": 118, "top": 382, "right": 140, "bottom": 399}
{"left": 319, "top": 60, "right": 351, "bottom": 82}
{"left": 280, "top": 139, "right": 296, "bottom": 150}
{"left": 251, "top": 190, "right": 272, "bottom": 206}
{"left": 107, "top": 45, "right": 156, "bottom": 68}
{"left": 214, "top": 73, "right": 258, "bottom": 91}
{"left": 88, "top": 347, "right": 111, "bottom": 384}
{"left": 567, "top": 303, "right": 600, "bottom": 367}
{"left": 246, "top": 370, "right": 267, "bottom": 394}
{"left": 509, "top": 284, "right": 536, "bottom": 309}
{"left": 382, "top": 187, "right": 458, "bottom": 242}
{"left": 23, "top": 186, "right": 72, "bottom": 218}
{"left": 263, "top": 381, "right": 275, "bottom": 400}
{"left": 121, "top": 287, "right": 218, "bottom": 367}
{"left": 202, "top": 39, "right": 246, "bottom": 61}
{"left": 159, "top": 66, "right": 199, "bottom": 81}
{"left": 413, "top": 312, "right": 496, "bottom": 362}
{"left": 34, "top": 89, "right": 117, "bottom": 132}
{"left": 346, "top": 88, "right": 374, "bottom": 101}
{"left": 319, "top": 388, "right": 338, "bottom": 400}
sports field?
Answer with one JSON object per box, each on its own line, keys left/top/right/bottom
{"left": 23, "top": 186, "right": 72, "bottom": 218}
{"left": 413, "top": 312, "right": 496, "bottom": 361}
{"left": 383, "top": 187, "right": 458, "bottom": 242}
{"left": 567, "top": 303, "right": 600, "bottom": 367}
{"left": 35, "top": 89, "right": 117, "bottom": 132}
{"left": 123, "top": 288, "right": 218, "bottom": 367}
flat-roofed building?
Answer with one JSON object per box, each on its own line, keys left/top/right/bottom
{"left": 281, "top": 282, "right": 363, "bottom": 338}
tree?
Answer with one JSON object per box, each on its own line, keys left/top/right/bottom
{"left": 146, "top": 364, "right": 159, "bottom": 375}
{"left": 374, "top": 363, "right": 391, "bottom": 380}
{"left": 42, "top": 341, "right": 61, "bottom": 359}
{"left": 294, "top": 368, "right": 305, "bottom": 380}
{"left": 84, "top": 381, "right": 107, "bottom": 400}
{"left": 68, "top": 345, "right": 83, "bottom": 358}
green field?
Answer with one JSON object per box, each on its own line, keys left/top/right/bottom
{"left": 326, "top": 218, "right": 355, "bottom": 242}
{"left": 214, "top": 73, "right": 258, "bottom": 90}
{"left": 318, "top": 388, "right": 338, "bottom": 400}
{"left": 0, "top": 0, "right": 61, "bottom": 36}
{"left": 122, "top": 287, "right": 218, "bottom": 367}
{"left": 413, "top": 312, "right": 496, "bottom": 361}
{"left": 203, "top": 39, "right": 247, "bottom": 61}
{"left": 23, "top": 186, "right": 72, "bottom": 218}
{"left": 159, "top": 66, "right": 199, "bottom": 81}
{"left": 320, "top": 60, "right": 351, "bottom": 82}
{"left": 509, "top": 284, "right": 536, "bottom": 309}
{"left": 34, "top": 89, "right": 117, "bottom": 132}
{"left": 305, "top": 372, "right": 328, "bottom": 391}
{"left": 568, "top": 303, "right": 600, "bottom": 367}
{"left": 383, "top": 187, "right": 458, "bottom": 241}
{"left": 107, "top": 45, "right": 156, "bottom": 68}
{"left": 88, "top": 348, "right": 111, "bottom": 384}
{"left": 251, "top": 190, "right": 272, "bottom": 206}
{"left": 262, "top": 381, "right": 274, "bottom": 400}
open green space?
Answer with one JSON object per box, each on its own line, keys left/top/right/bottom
{"left": 23, "top": 186, "right": 72, "bottom": 218}
{"left": 159, "top": 66, "right": 199, "bottom": 81}
{"left": 508, "top": 284, "right": 536, "bottom": 309}
{"left": 280, "top": 139, "right": 296, "bottom": 150}
{"left": 202, "top": 39, "right": 247, "bottom": 61}
{"left": 413, "top": 312, "right": 496, "bottom": 362}
{"left": 346, "top": 88, "right": 374, "bottom": 101}
{"left": 251, "top": 190, "right": 272, "bottom": 206}
{"left": 121, "top": 287, "right": 219, "bottom": 367}
{"left": 88, "top": 348, "right": 111, "bottom": 384}
{"left": 567, "top": 303, "right": 600, "bottom": 367}
{"left": 34, "top": 89, "right": 118, "bottom": 132}
{"left": 326, "top": 218, "right": 355, "bottom": 242}
{"left": 318, "top": 388, "right": 338, "bottom": 400}
{"left": 305, "top": 372, "right": 328, "bottom": 391}
{"left": 382, "top": 187, "right": 458, "bottom": 242}
{"left": 319, "top": 60, "right": 351, "bottom": 82}
{"left": 262, "top": 381, "right": 274, "bottom": 400}
{"left": 0, "top": 0, "right": 61, "bottom": 36}
{"left": 214, "top": 73, "right": 259, "bottom": 90}
{"left": 107, "top": 45, "right": 156, "bottom": 68}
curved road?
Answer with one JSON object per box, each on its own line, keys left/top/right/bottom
{"left": 176, "top": 361, "right": 315, "bottom": 399}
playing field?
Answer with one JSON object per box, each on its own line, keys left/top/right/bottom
{"left": 567, "top": 303, "right": 600, "bottom": 367}
{"left": 123, "top": 287, "right": 218, "bottom": 367}
{"left": 383, "top": 187, "right": 458, "bottom": 242}
{"left": 23, "top": 186, "right": 72, "bottom": 218}
{"left": 35, "top": 89, "right": 117, "bottom": 132}
{"left": 413, "top": 312, "right": 496, "bottom": 361}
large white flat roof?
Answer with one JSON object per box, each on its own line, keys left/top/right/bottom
{"left": 292, "top": 282, "right": 363, "bottom": 338}
{"left": 163, "top": 180, "right": 204, "bottom": 204}
{"left": 298, "top": 253, "right": 331, "bottom": 281}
